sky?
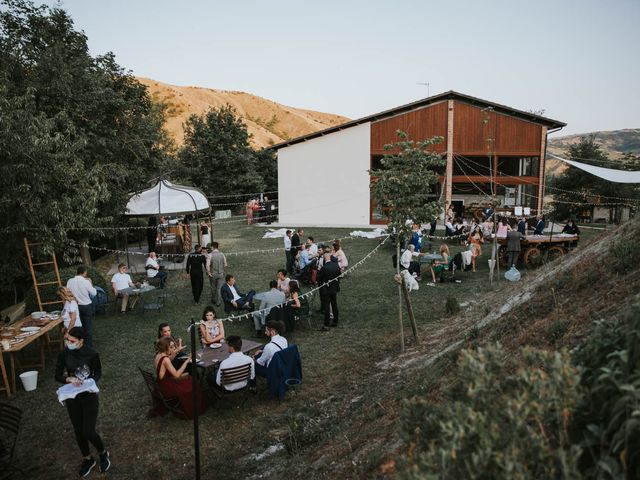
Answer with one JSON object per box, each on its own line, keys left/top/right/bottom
{"left": 41, "top": 0, "right": 640, "bottom": 137}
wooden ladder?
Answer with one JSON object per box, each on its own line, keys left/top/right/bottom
{"left": 23, "top": 238, "right": 64, "bottom": 351}
{"left": 23, "top": 238, "right": 64, "bottom": 311}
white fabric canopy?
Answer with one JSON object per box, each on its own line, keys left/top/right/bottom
{"left": 549, "top": 154, "right": 640, "bottom": 184}
{"left": 126, "top": 179, "right": 210, "bottom": 216}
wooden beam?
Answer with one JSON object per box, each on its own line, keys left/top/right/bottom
{"left": 445, "top": 100, "right": 454, "bottom": 207}
{"left": 538, "top": 126, "right": 548, "bottom": 212}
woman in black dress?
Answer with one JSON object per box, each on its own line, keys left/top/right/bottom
{"left": 55, "top": 327, "right": 111, "bottom": 477}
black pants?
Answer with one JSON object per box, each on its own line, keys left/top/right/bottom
{"left": 507, "top": 251, "right": 520, "bottom": 267}
{"left": 321, "top": 292, "right": 339, "bottom": 326}
{"left": 286, "top": 250, "right": 294, "bottom": 274}
{"left": 190, "top": 273, "right": 204, "bottom": 302}
{"left": 78, "top": 304, "right": 94, "bottom": 348}
{"left": 65, "top": 392, "right": 105, "bottom": 457}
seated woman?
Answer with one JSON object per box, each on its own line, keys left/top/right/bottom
{"left": 468, "top": 226, "right": 484, "bottom": 273}
{"left": 157, "top": 323, "right": 188, "bottom": 371}
{"left": 154, "top": 336, "right": 206, "bottom": 419}
{"left": 430, "top": 244, "right": 450, "bottom": 283}
{"left": 199, "top": 306, "right": 225, "bottom": 346}
{"left": 284, "top": 280, "right": 301, "bottom": 332}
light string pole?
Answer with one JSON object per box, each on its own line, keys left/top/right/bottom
{"left": 189, "top": 317, "right": 201, "bottom": 480}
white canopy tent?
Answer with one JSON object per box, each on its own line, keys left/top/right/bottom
{"left": 549, "top": 154, "right": 640, "bottom": 184}
{"left": 126, "top": 179, "right": 211, "bottom": 216}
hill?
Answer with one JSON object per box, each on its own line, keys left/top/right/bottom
{"left": 546, "top": 128, "right": 640, "bottom": 176}
{"left": 137, "top": 77, "right": 349, "bottom": 148}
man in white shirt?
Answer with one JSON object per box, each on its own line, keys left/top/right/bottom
{"left": 253, "top": 320, "right": 288, "bottom": 377}
{"left": 111, "top": 263, "right": 137, "bottom": 314}
{"left": 66, "top": 266, "right": 97, "bottom": 346}
{"left": 284, "top": 230, "right": 293, "bottom": 274}
{"left": 145, "top": 252, "right": 168, "bottom": 289}
{"left": 306, "top": 237, "right": 318, "bottom": 258}
{"left": 215, "top": 335, "right": 255, "bottom": 391}
{"left": 220, "top": 275, "right": 256, "bottom": 313}
{"left": 400, "top": 244, "right": 423, "bottom": 279}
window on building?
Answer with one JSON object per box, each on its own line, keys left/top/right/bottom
{"left": 497, "top": 157, "right": 539, "bottom": 177}
{"left": 453, "top": 156, "right": 492, "bottom": 176}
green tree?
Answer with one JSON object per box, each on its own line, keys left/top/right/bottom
{"left": 369, "top": 130, "right": 445, "bottom": 350}
{"left": 179, "top": 105, "right": 266, "bottom": 202}
{"left": 549, "top": 136, "right": 639, "bottom": 222}
{"left": 0, "top": 0, "right": 170, "bottom": 306}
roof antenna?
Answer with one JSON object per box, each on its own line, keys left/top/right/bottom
{"left": 416, "top": 82, "right": 430, "bottom": 97}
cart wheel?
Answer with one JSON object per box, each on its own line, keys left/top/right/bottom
{"left": 545, "top": 246, "right": 565, "bottom": 263}
{"left": 498, "top": 248, "right": 509, "bottom": 268}
{"left": 524, "top": 247, "right": 542, "bottom": 268}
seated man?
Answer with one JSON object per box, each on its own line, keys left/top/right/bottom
{"left": 215, "top": 335, "right": 255, "bottom": 391}
{"left": 111, "top": 263, "right": 137, "bottom": 314}
{"left": 145, "top": 252, "right": 167, "bottom": 288}
{"left": 252, "top": 280, "right": 286, "bottom": 338}
{"left": 400, "top": 244, "right": 423, "bottom": 279}
{"left": 220, "top": 274, "right": 256, "bottom": 313}
{"left": 276, "top": 269, "right": 291, "bottom": 298}
{"left": 306, "top": 237, "right": 318, "bottom": 258}
{"left": 252, "top": 320, "right": 288, "bottom": 377}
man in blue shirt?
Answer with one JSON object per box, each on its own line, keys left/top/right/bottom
{"left": 298, "top": 244, "right": 310, "bottom": 272}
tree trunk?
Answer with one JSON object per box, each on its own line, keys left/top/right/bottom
{"left": 401, "top": 276, "right": 419, "bottom": 343}
{"left": 80, "top": 235, "right": 92, "bottom": 266}
{"left": 397, "top": 240, "right": 404, "bottom": 352}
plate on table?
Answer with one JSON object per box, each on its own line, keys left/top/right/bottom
{"left": 21, "top": 326, "right": 40, "bottom": 332}
{"left": 132, "top": 288, "right": 141, "bottom": 293}
{"left": 209, "top": 343, "right": 222, "bottom": 349}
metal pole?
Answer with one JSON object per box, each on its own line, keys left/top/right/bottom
{"left": 190, "top": 317, "right": 201, "bottom": 480}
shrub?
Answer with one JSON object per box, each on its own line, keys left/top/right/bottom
{"left": 400, "top": 343, "right": 582, "bottom": 479}
{"left": 24, "top": 265, "right": 109, "bottom": 313}
{"left": 445, "top": 296, "right": 460, "bottom": 316}
{"left": 571, "top": 304, "right": 640, "bottom": 479}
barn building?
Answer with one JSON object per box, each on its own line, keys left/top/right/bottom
{"left": 272, "top": 91, "right": 565, "bottom": 227}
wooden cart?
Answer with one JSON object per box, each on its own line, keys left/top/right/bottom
{"left": 498, "top": 234, "right": 579, "bottom": 268}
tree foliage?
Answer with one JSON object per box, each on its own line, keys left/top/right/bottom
{"left": 369, "top": 130, "right": 445, "bottom": 236}
{"left": 549, "top": 136, "right": 639, "bottom": 221}
{"left": 178, "top": 105, "right": 276, "bottom": 201}
{"left": 0, "top": 0, "right": 170, "bottom": 304}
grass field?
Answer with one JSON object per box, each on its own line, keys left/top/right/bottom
{"left": 3, "top": 223, "right": 607, "bottom": 479}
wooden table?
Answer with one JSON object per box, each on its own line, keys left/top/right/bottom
{"left": 0, "top": 316, "right": 63, "bottom": 395}
{"left": 195, "top": 339, "right": 262, "bottom": 369}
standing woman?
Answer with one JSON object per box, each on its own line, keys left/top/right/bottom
{"left": 58, "top": 286, "right": 82, "bottom": 334}
{"left": 199, "top": 306, "right": 225, "bottom": 345}
{"left": 246, "top": 199, "right": 255, "bottom": 225}
{"left": 200, "top": 221, "right": 211, "bottom": 249}
{"left": 55, "top": 327, "right": 110, "bottom": 476}
{"left": 468, "top": 226, "right": 484, "bottom": 273}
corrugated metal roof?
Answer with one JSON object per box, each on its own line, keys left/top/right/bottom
{"left": 268, "top": 90, "right": 566, "bottom": 150}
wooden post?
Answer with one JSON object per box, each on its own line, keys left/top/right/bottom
{"left": 397, "top": 241, "right": 404, "bottom": 353}
{"left": 445, "top": 100, "right": 455, "bottom": 207}
{"left": 401, "top": 276, "right": 419, "bottom": 343}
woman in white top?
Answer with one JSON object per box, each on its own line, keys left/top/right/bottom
{"left": 57, "top": 286, "right": 82, "bottom": 333}
{"left": 199, "top": 306, "right": 225, "bottom": 345}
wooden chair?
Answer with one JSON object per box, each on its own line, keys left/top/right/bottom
{"left": 138, "top": 367, "right": 184, "bottom": 418}
{"left": 0, "top": 402, "right": 23, "bottom": 478}
{"left": 211, "top": 363, "right": 253, "bottom": 408}
{"left": 0, "top": 353, "right": 11, "bottom": 397}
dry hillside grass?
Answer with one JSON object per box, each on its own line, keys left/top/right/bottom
{"left": 138, "top": 77, "right": 349, "bottom": 148}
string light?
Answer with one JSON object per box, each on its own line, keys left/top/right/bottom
{"left": 217, "top": 235, "right": 391, "bottom": 323}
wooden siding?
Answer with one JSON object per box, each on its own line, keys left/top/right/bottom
{"left": 370, "top": 101, "right": 448, "bottom": 154}
{"left": 452, "top": 102, "right": 542, "bottom": 155}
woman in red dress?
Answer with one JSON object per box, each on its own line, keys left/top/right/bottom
{"left": 154, "top": 336, "right": 206, "bottom": 419}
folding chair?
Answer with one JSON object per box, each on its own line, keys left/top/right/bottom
{"left": 211, "top": 363, "right": 253, "bottom": 409}
{"left": 0, "top": 402, "right": 23, "bottom": 478}
{"left": 295, "top": 297, "right": 315, "bottom": 330}
{"left": 138, "top": 367, "right": 184, "bottom": 418}
{"left": 142, "top": 295, "right": 165, "bottom": 315}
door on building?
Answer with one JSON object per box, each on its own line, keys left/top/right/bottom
{"left": 451, "top": 200, "right": 465, "bottom": 219}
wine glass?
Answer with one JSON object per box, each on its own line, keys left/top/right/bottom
{"left": 75, "top": 364, "right": 90, "bottom": 383}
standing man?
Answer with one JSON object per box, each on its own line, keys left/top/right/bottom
{"left": 317, "top": 251, "right": 341, "bottom": 331}
{"left": 145, "top": 252, "right": 167, "bottom": 289}
{"left": 206, "top": 241, "right": 227, "bottom": 307}
{"left": 517, "top": 217, "right": 527, "bottom": 235}
{"left": 284, "top": 230, "right": 293, "bottom": 274}
{"left": 66, "top": 266, "right": 97, "bottom": 346}
{"left": 506, "top": 228, "right": 525, "bottom": 267}
{"left": 533, "top": 215, "right": 545, "bottom": 235}
{"left": 291, "top": 228, "right": 303, "bottom": 258}
{"left": 186, "top": 244, "right": 206, "bottom": 304}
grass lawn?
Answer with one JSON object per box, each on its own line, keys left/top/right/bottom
{"left": 3, "top": 223, "right": 607, "bottom": 479}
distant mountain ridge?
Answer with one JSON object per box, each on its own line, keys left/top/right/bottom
{"left": 137, "top": 77, "right": 349, "bottom": 149}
